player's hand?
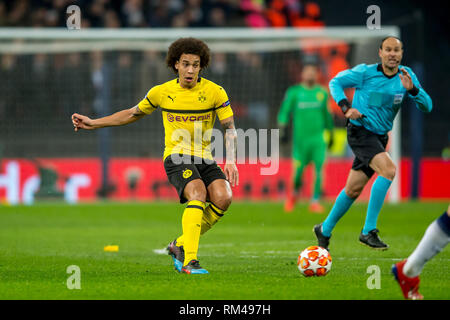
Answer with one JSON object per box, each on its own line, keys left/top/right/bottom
{"left": 72, "top": 113, "right": 95, "bottom": 131}
{"left": 344, "top": 108, "right": 364, "bottom": 120}
{"left": 224, "top": 163, "right": 239, "bottom": 187}
{"left": 280, "top": 127, "right": 289, "bottom": 144}
{"left": 399, "top": 68, "right": 413, "bottom": 91}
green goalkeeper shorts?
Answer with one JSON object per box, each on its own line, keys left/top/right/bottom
{"left": 292, "top": 136, "right": 326, "bottom": 168}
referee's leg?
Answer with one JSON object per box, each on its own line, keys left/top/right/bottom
{"left": 320, "top": 169, "right": 368, "bottom": 237}
{"left": 362, "top": 152, "right": 396, "bottom": 235}
{"left": 369, "top": 152, "right": 396, "bottom": 181}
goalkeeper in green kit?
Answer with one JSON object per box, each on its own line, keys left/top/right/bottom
{"left": 278, "top": 63, "right": 334, "bottom": 213}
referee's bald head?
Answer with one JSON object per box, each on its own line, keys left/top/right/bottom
{"left": 380, "top": 36, "right": 403, "bottom": 50}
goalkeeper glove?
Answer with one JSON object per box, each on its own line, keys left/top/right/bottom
{"left": 328, "top": 132, "right": 334, "bottom": 150}
{"left": 280, "top": 127, "right": 289, "bottom": 144}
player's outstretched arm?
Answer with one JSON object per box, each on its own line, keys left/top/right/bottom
{"left": 220, "top": 116, "right": 239, "bottom": 187}
{"left": 71, "top": 105, "right": 146, "bottom": 132}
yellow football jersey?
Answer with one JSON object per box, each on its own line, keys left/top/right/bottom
{"left": 137, "top": 77, "right": 233, "bottom": 160}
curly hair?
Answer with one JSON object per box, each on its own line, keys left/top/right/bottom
{"left": 166, "top": 37, "right": 211, "bottom": 74}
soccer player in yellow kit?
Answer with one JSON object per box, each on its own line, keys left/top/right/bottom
{"left": 71, "top": 38, "right": 238, "bottom": 274}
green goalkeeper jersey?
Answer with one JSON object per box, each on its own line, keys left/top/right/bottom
{"left": 277, "top": 84, "right": 334, "bottom": 143}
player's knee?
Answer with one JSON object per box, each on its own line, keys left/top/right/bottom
{"left": 217, "top": 194, "right": 232, "bottom": 211}
{"left": 211, "top": 189, "right": 232, "bottom": 211}
{"left": 345, "top": 186, "right": 363, "bottom": 199}
{"left": 184, "top": 180, "right": 207, "bottom": 202}
{"left": 346, "top": 189, "right": 361, "bottom": 199}
{"left": 380, "top": 165, "right": 396, "bottom": 181}
{"left": 210, "top": 188, "right": 233, "bottom": 211}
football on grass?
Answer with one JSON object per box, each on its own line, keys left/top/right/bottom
{"left": 297, "top": 246, "right": 332, "bottom": 277}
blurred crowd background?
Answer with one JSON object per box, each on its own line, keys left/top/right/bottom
{"left": 0, "top": 0, "right": 324, "bottom": 28}
{"left": 0, "top": 0, "right": 448, "bottom": 160}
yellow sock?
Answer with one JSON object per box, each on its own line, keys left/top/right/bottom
{"left": 176, "top": 234, "right": 185, "bottom": 246}
{"left": 176, "top": 234, "right": 184, "bottom": 246}
{"left": 201, "top": 203, "right": 225, "bottom": 235}
{"left": 180, "top": 200, "right": 205, "bottom": 266}
{"left": 176, "top": 203, "right": 225, "bottom": 246}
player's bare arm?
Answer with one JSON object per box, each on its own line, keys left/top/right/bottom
{"left": 72, "top": 105, "right": 146, "bottom": 132}
{"left": 220, "top": 116, "right": 239, "bottom": 187}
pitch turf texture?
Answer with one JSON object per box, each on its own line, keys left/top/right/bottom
{"left": 0, "top": 201, "right": 448, "bottom": 300}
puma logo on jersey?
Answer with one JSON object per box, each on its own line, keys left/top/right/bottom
{"left": 168, "top": 95, "right": 175, "bottom": 102}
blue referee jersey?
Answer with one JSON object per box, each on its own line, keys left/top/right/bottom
{"left": 329, "top": 63, "right": 432, "bottom": 135}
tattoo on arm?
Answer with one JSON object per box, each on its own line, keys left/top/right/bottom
{"left": 132, "top": 106, "right": 145, "bottom": 118}
{"left": 222, "top": 119, "right": 237, "bottom": 163}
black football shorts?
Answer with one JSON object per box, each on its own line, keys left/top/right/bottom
{"left": 163, "top": 154, "right": 227, "bottom": 203}
{"left": 347, "top": 123, "right": 389, "bottom": 178}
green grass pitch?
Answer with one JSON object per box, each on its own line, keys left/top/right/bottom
{"left": 0, "top": 201, "right": 448, "bottom": 300}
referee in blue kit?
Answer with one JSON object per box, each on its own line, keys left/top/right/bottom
{"left": 314, "top": 37, "right": 433, "bottom": 251}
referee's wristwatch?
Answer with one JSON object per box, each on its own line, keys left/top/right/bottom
{"left": 338, "top": 99, "right": 351, "bottom": 115}
{"left": 408, "top": 85, "right": 419, "bottom": 96}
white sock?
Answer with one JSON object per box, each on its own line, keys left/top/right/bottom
{"left": 403, "top": 220, "right": 450, "bottom": 278}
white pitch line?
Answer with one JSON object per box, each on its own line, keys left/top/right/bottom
{"left": 199, "top": 240, "right": 310, "bottom": 248}
{"left": 153, "top": 240, "right": 304, "bottom": 254}
{"left": 153, "top": 248, "right": 167, "bottom": 255}
{"left": 198, "top": 243, "right": 235, "bottom": 248}
{"left": 153, "top": 246, "right": 450, "bottom": 262}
